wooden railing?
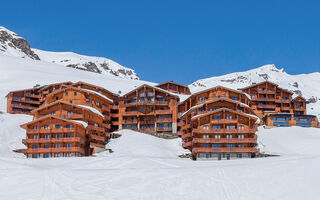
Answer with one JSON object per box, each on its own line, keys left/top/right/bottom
{"left": 122, "top": 119, "right": 138, "bottom": 124}
{"left": 192, "top": 136, "right": 257, "bottom": 144}
{"left": 211, "top": 119, "right": 238, "bottom": 124}
{"left": 181, "top": 132, "right": 192, "bottom": 139}
{"left": 24, "top": 137, "right": 85, "bottom": 144}
{"left": 157, "top": 127, "right": 172, "bottom": 131}
{"left": 182, "top": 141, "right": 192, "bottom": 148}
{"left": 25, "top": 147, "right": 86, "bottom": 154}
{"left": 257, "top": 104, "right": 276, "bottom": 109}
{"left": 124, "top": 101, "right": 168, "bottom": 107}
{"left": 192, "top": 128, "right": 256, "bottom": 134}
{"left": 192, "top": 147, "right": 259, "bottom": 153}
{"left": 89, "top": 134, "right": 105, "bottom": 142}
{"left": 87, "top": 125, "right": 105, "bottom": 132}
{"left": 257, "top": 89, "right": 275, "bottom": 94}
{"left": 252, "top": 97, "right": 275, "bottom": 101}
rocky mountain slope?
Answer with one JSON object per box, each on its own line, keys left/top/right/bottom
{"left": 189, "top": 64, "right": 320, "bottom": 118}
{"left": 0, "top": 26, "right": 139, "bottom": 79}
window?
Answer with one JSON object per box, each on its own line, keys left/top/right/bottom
{"left": 212, "top": 125, "right": 221, "bottom": 129}
{"left": 226, "top": 114, "right": 232, "bottom": 120}
{"left": 44, "top": 135, "right": 50, "bottom": 139}
{"left": 74, "top": 92, "right": 77, "bottom": 96}
{"left": 33, "top": 145, "right": 38, "bottom": 149}
{"left": 66, "top": 134, "right": 72, "bottom": 138}
{"left": 86, "top": 95, "right": 89, "bottom": 99}
{"left": 227, "top": 125, "right": 235, "bottom": 129}
{"left": 66, "top": 144, "right": 72, "bottom": 148}
{"left": 32, "top": 154, "right": 38, "bottom": 158}
{"left": 223, "top": 94, "right": 226, "bottom": 98}
{"left": 214, "top": 114, "right": 221, "bottom": 120}
{"left": 70, "top": 101, "right": 73, "bottom": 104}
{"left": 203, "top": 125, "right": 209, "bottom": 130}
{"left": 33, "top": 135, "right": 38, "bottom": 139}
{"left": 33, "top": 126, "right": 38, "bottom": 130}
{"left": 61, "top": 115, "right": 66, "bottom": 119}
{"left": 139, "top": 107, "right": 144, "bottom": 111}
{"left": 203, "top": 135, "right": 209, "bottom": 139}
{"left": 238, "top": 125, "right": 244, "bottom": 130}
{"left": 66, "top": 92, "right": 68, "bottom": 96}
{"left": 212, "top": 94, "right": 216, "bottom": 98}
{"left": 238, "top": 144, "right": 244, "bottom": 148}
{"left": 55, "top": 135, "right": 61, "bottom": 139}
{"left": 212, "top": 144, "right": 221, "bottom": 148}
{"left": 199, "top": 97, "right": 205, "bottom": 101}
{"left": 44, "top": 154, "right": 49, "bottom": 158}
{"left": 227, "top": 144, "right": 235, "bottom": 148}
{"left": 44, "top": 125, "right": 50, "bottom": 129}
{"left": 232, "top": 97, "right": 237, "bottom": 101}
{"left": 203, "top": 144, "right": 210, "bottom": 148}
{"left": 226, "top": 135, "right": 232, "bottom": 139}
{"left": 44, "top": 144, "right": 50, "bottom": 148}
{"left": 66, "top": 124, "right": 72, "bottom": 129}
{"left": 238, "top": 135, "right": 244, "bottom": 139}
{"left": 67, "top": 111, "right": 73, "bottom": 115}
{"left": 55, "top": 124, "right": 61, "bottom": 129}
{"left": 50, "top": 112, "right": 56, "bottom": 115}
{"left": 214, "top": 135, "right": 221, "bottom": 139}
{"left": 96, "top": 102, "right": 100, "bottom": 106}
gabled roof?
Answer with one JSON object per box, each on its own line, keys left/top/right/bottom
{"left": 6, "top": 86, "right": 44, "bottom": 97}
{"left": 292, "top": 95, "right": 306, "bottom": 101}
{"left": 72, "top": 81, "right": 119, "bottom": 97}
{"left": 20, "top": 115, "right": 87, "bottom": 129}
{"left": 241, "top": 81, "right": 278, "bottom": 90}
{"left": 122, "top": 84, "right": 179, "bottom": 99}
{"left": 156, "top": 81, "right": 190, "bottom": 89}
{"left": 180, "top": 97, "right": 254, "bottom": 118}
{"left": 38, "top": 81, "right": 73, "bottom": 92}
{"left": 31, "top": 100, "right": 104, "bottom": 119}
{"left": 190, "top": 107, "right": 259, "bottom": 122}
{"left": 46, "top": 87, "right": 113, "bottom": 103}
{"left": 180, "top": 85, "right": 251, "bottom": 104}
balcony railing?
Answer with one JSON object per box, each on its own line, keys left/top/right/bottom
{"left": 67, "top": 114, "right": 84, "bottom": 120}
{"left": 257, "top": 104, "right": 276, "bottom": 109}
{"left": 124, "top": 101, "right": 168, "bottom": 107}
{"left": 25, "top": 93, "right": 41, "bottom": 99}
{"left": 24, "top": 137, "right": 85, "bottom": 144}
{"left": 275, "top": 98, "right": 290, "bottom": 103}
{"left": 211, "top": 119, "right": 238, "bottom": 124}
{"left": 25, "top": 99, "right": 41, "bottom": 105}
{"left": 87, "top": 125, "right": 105, "bottom": 132}
{"left": 192, "top": 136, "right": 257, "bottom": 144}
{"left": 89, "top": 134, "right": 105, "bottom": 142}
{"left": 257, "top": 89, "right": 275, "bottom": 94}
{"left": 140, "top": 120, "right": 156, "bottom": 125}
{"left": 252, "top": 97, "right": 275, "bottom": 101}
{"left": 157, "top": 118, "right": 172, "bottom": 123}
{"left": 192, "top": 128, "right": 256, "bottom": 134}
{"left": 192, "top": 147, "right": 259, "bottom": 153}
{"left": 122, "top": 119, "right": 138, "bottom": 124}
{"left": 281, "top": 106, "right": 290, "bottom": 111}
{"left": 25, "top": 147, "right": 86, "bottom": 154}
{"left": 294, "top": 107, "right": 305, "bottom": 111}
{"left": 155, "top": 110, "right": 172, "bottom": 115}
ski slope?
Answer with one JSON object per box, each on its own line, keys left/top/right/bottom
{"left": 1, "top": 125, "right": 320, "bottom": 199}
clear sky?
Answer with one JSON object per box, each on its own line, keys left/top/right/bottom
{"left": 1, "top": 0, "right": 319, "bottom": 84}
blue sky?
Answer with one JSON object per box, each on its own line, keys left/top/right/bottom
{"left": 1, "top": 0, "right": 319, "bottom": 84}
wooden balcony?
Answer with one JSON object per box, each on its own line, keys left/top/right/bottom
{"left": 87, "top": 125, "right": 105, "bottom": 132}
{"left": 294, "top": 107, "right": 305, "bottom": 111}
{"left": 193, "top": 128, "right": 256, "bottom": 134}
{"left": 26, "top": 128, "right": 51, "bottom": 134}
{"left": 25, "top": 99, "right": 41, "bottom": 105}
{"left": 275, "top": 98, "right": 290, "bottom": 103}
{"left": 24, "top": 137, "right": 85, "bottom": 144}
{"left": 211, "top": 119, "right": 238, "bottom": 124}
{"left": 257, "top": 104, "right": 276, "bottom": 109}
{"left": 67, "top": 114, "right": 84, "bottom": 120}
{"left": 192, "top": 136, "right": 257, "bottom": 144}
{"left": 157, "top": 118, "right": 172, "bottom": 123}
{"left": 110, "top": 113, "right": 118, "bottom": 118}
{"left": 257, "top": 89, "right": 275, "bottom": 94}
{"left": 252, "top": 97, "right": 275, "bottom": 102}
{"left": 281, "top": 106, "right": 290, "bottom": 111}
{"left": 124, "top": 101, "right": 168, "bottom": 107}
{"left": 192, "top": 147, "right": 259, "bottom": 153}
{"left": 89, "top": 134, "right": 105, "bottom": 142}
{"left": 155, "top": 110, "right": 172, "bottom": 115}
{"left": 182, "top": 141, "right": 192, "bottom": 148}
{"left": 181, "top": 123, "right": 191, "bottom": 130}
{"left": 140, "top": 120, "right": 156, "bottom": 125}
{"left": 110, "top": 105, "right": 118, "bottom": 110}
{"left": 140, "top": 128, "right": 155, "bottom": 132}
{"left": 12, "top": 97, "right": 25, "bottom": 103}
{"left": 156, "top": 127, "right": 172, "bottom": 132}
{"left": 122, "top": 119, "right": 138, "bottom": 124}
{"left": 25, "top": 147, "right": 86, "bottom": 155}
{"left": 25, "top": 93, "right": 41, "bottom": 99}
{"left": 122, "top": 111, "right": 139, "bottom": 116}
{"left": 51, "top": 128, "right": 76, "bottom": 133}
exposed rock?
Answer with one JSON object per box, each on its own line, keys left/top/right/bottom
{"left": 0, "top": 29, "right": 40, "bottom": 60}
{"left": 293, "top": 90, "right": 302, "bottom": 96}
{"left": 308, "top": 96, "right": 318, "bottom": 103}
{"left": 292, "top": 82, "right": 299, "bottom": 88}
{"left": 258, "top": 73, "right": 269, "bottom": 80}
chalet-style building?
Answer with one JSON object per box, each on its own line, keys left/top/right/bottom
{"left": 179, "top": 86, "right": 259, "bottom": 160}
{"left": 6, "top": 82, "right": 72, "bottom": 115}
{"left": 156, "top": 81, "right": 191, "bottom": 95}
{"left": 21, "top": 115, "right": 87, "bottom": 158}
{"left": 118, "top": 84, "right": 179, "bottom": 134}
{"left": 241, "top": 81, "right": 318, "bottom": 127}
{"left": 71, "top": 81, "right": 120, "bottom": 131}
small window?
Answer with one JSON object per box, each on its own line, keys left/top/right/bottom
{"left": 70, "top": 101, "right": 72, "bottom": 104}
{"left": 74, "top": 92, "right": 77, "bottom": 96}
{"left": 55, "top": 124, "right": 61, "bottom": 129}
{"left": 66, "top": 124, "right": 72, "bottom": 129}
{"left": 66, "top": 92, "right": 68, "bottom": 96}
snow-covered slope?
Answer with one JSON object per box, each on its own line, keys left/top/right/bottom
{"left": 33, "top": 49, "right": 139, "bottom": 80}
{"left": 0, "top": 54, "right": 154, "bottom": 112}
{"left": 1, "top": 127, "right": 320, "bottom": 200}
{"left": 190, "top": 64, "right": 320, "bottom": 119}
{"left": 0, "top": 26, "right": 139, "bottom": 79}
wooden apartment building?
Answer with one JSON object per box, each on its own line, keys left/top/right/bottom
{"left": 118, "top": 84, "right": 179, "bottom": 134}
{"left": 179, "top": 86, "right": 259, "bottom": 160}
{"left": 6, "top": 82, "right": 72, "bottom": 115}
{"left": 156, "top": 81, "right": 191, "bottom": 95}
{"left": 241, "top": 81, "right": 318, "bottom": 127}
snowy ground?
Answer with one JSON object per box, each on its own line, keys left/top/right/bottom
{"left": 1, "top": 113, "right": 320, "bottom": 200}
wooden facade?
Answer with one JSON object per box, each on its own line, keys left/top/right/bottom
{"left": 118, "top": 84, "right": 179, "bottom": 134}
{"left": 179, "top": 86, "right": 259, "bottom": 160}
{"left": 156, "top": 81, "right": 191, "bottom": 95}
{"left": 6, "top": 82, "right": 72, "bottom": 115}
{"left": 241, "top": 81, "right": 318, "bottom": 127}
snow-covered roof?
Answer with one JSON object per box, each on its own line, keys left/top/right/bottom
{"left": 77, "top": 105, "right": 104, "bottom": 118}
{"left": 79, "top": 88, "right": 113, "bottom": 103}
{"left": 70, "top": 120, "right": 88, "bottom": 128}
